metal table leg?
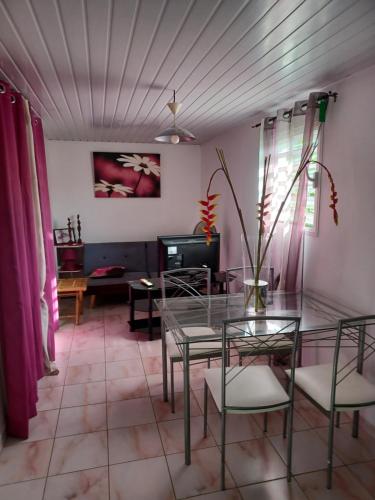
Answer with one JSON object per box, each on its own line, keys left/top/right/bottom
{"left": 148, "top": 290, "right": 153, "bottom": 341}
{"left": 183, "top": 343, "right": 191, "bottom": 465}
{"left": 161, "top": 319, "right": 168, "bottom": 402}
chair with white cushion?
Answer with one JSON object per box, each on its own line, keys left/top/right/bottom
{"left": 285, "top": 315, "right": 375, "bottom": 489}
{"left": 204, "top": 315, "right": 301, "bottom": 489}
{"left": 161, "top": 268, "right": 222, "bottom": 412}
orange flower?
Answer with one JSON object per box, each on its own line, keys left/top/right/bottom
{"left": 198, "top": 193, "right": 220, "bottom": 245}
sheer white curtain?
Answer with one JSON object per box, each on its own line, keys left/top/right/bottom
{"left": 260, "top": 93, "right": 325, "bottom": 291}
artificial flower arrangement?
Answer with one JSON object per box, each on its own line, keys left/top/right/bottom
{"left": 199, "top": 146, "right": 338, "bottom": 311}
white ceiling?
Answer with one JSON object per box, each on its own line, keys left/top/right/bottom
{"left": 1, "top": 0, "right": 375, "bottom": 143}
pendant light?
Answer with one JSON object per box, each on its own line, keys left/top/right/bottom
{"left": 154, "top": 90, "right": 196, "bottom": 144}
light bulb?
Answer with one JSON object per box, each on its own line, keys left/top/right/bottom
{"left": 170, "top": 134, "right": 180, "bottom": 144}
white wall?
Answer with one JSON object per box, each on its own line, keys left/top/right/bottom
{"left": 304, "top": 64, "right": 375, "bottom": 314}
{"left": 46, "top": 141, "right": 201, "bottom": 242}
{"left": 200, "top": 121, "right": 261, "bottom": 270}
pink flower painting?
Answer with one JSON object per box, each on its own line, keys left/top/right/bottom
{"left": 93, "top": 152, "right": 161, "bottom": 198}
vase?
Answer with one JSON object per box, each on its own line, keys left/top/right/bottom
{"left": 241, "top": 233, "right": 271, "bottom": 313}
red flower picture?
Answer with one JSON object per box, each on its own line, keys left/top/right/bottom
{"left": 93, "top": 152, "right": 161, "bottom": 198}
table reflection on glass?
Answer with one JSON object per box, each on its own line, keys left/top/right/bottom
{"left": 155, "top": 290, "right": 361, "bottom": 465}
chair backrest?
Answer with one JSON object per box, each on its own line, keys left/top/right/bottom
{"left": 226, "top": 266, "right": 275, "bottom": 294}
{"left": 330, "top": 315, "right": 375, "bottom": 410}
{"left": 221, "top": 315, "right": 301, "bottom": 412}
{"left": 161, "top": 267, "right": 211, "bottom": 300}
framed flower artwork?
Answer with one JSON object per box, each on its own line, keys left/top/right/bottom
{"left": 92, "top": 152, "right": 161, "bottom": 198}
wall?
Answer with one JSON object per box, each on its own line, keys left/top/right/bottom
{"left": 46, "top": 141, "right": 201, "bottom": 242}
{"left": 304, "top": 64, "right": 375, "bottom": 314}
{"left": 200, "top": 120, "right": 261, "bottom": 270}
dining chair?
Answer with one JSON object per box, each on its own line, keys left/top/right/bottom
{"left": 161, "top": 267, "right": 222, "bottom": 412}
{"left": 203, "top": 315, "right": 301, "bottom": 489}
{"left": 225, "top": 267, "right": 294, "bottom": 432}
{"left": 285, "top": 315, "right": 375, "bottom": 489}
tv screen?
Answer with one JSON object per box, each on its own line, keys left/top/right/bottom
{"left": 157, "top": 234, "right": 220, "bottom": 275}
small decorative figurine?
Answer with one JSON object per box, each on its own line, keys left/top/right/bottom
{"left": 77, "top": 214, "right": 82, "bottom": 244}
{"left": 67, "top": 217, "right": 73, "bottom": 244}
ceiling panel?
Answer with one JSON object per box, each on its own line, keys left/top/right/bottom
{"left": 0, "top": 0, "right": 374, "bottom": 143}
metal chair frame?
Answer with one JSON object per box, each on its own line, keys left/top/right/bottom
{"left": 203, "top": 315, "right": 301, "bottom": 489}
{"left": 225, "top": 266, "right": 293, "bottom": 432}
{"left": 289, "top": 315, "right": 375, "bottom": 489}
{"left": 160, "top": 267, "right": 222, "bottom": 412}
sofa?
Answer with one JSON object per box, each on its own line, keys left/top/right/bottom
{"left": 84, "top": 241, "right": 159, "bottom": 301}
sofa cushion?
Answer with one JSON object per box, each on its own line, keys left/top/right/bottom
{"left": 90, "top": 265, "right": 126, "bottom": 278}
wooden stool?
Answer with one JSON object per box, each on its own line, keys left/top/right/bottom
{"left": 57, "top": 278, "right": 88, "bottom": 325}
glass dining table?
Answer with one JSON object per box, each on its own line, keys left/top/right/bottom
{"left": 155, "top": 290, "right": 361, "bottom": 465}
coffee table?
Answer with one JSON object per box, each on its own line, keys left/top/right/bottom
{"left": 128, "top": 278, "right": 163, "bottom": 340}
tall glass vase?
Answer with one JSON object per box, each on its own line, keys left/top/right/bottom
{"left": 241, "top": 234, "right": 271, "bottom": 313}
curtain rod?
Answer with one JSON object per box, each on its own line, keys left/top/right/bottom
{"left": 251, "top": 91, "right": 338, "bottom": 128}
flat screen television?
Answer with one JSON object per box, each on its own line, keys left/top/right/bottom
{"left": 157, "top": 233, "right": 220, "bottom": 275}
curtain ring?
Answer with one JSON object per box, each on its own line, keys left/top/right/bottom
{"left": 10, "top": 95, "right": 16, "bottom": 103}
{"left": 0, "top": 84, "right": 5, "bottom": 94}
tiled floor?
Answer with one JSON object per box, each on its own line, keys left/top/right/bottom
{"left": 1, "top": 302, "right": 375, "bottom": 499}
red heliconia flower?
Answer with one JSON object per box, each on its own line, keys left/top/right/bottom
{"left": 198, "top": 193, "right": 220, "bottom": 245}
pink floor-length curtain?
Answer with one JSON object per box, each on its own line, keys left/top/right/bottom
{"left": 0, "top": 82, "right": 46, "bottom": 438}
{"left": 32, "top": 112, "right": 58, "bottom": 364}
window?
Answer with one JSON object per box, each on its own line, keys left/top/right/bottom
{"left": 259, "top": 117, "right": 321, "bottom": 234}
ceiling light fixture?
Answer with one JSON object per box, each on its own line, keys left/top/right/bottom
{"left": 154, "top": 90, "right": 196, "bottom": 144}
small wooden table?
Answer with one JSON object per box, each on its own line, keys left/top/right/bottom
{"left": 57, "top": 278, "right": 88, "bottom": 325}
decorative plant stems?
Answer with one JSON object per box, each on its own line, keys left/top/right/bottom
{"left": 199, "top": 140, "right": 338, "bottom": 312}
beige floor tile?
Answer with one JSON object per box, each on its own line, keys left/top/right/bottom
{"left": 56, "top": 403, "right": 107, "bottom": 437}
{"left": 106, "top": 358, "right": 144, "bottom": 380}
{"left": 348, "top": 460, "right": 375, "bottom": 497}
{"left": 315, "top": 423, "right": 375, "bottom": 465}
{"left": 295, "top": 465, "right": 373, "bottom": 499}
{"left": 208, "top": 413, "right": 263, "bottom": 445}
{"left": 270, "top": 429, "right": 342, "bottom": 475}
{"left": 109, "top": 456, "right": 174, "bottom": 500}
{"left": 158, "top": 415, "right": 215, "bottom": 454}
{"left": 106, "top": 376, "right": 149, "bottom": 401}
{"left": 167, "top": 447, "right": 235, "bottom": 499}
{"left": 61, "top": 381, "right": 106, "bottom": 407}
{"left": 37, "top": 386, "right": 63, "bottom": 411}
{"left": 240, "top": 478, "right": 307, "bottom": 499}
{"left": 49, "top": 431, "right": 108, "bottom": 475}
{"left": 108, "top": 423, "right": 164, "bottom": 464}
{"left": 23, "top": 410, "right": 59, "bottom": 443}
{"left": 44, "top": 466, "right": 109, "bottom": 500}
{"left": 71, "top": 334, "right": 105, "bottom": 351}
{"left": 65, "top": 363, "right": 105, "bottom": 385}
{"left": 185, "top": 490, "right": 242, "bottom": 500}
{"left": 225, "top": 437, "right": 286, "bottom": 486}
{"left": 152, "top": 391, "right": 201, "bottom": 421}
{"left": 107, "top": 397, "right": 155, "bottom": 429}
{"left": 0, "top": 479, "right": 45, "bottom": 500}
{"left": 253, "top": 408, "right": 310, "bottom": 436}
{"left": 68, "top": 348, "right": 105, "bottom": 366}
{"left": 105, "top": 344, "right": 140, "bottom": 362}
{"left": 0, "top": 439, "right": 53, "bottom": 485}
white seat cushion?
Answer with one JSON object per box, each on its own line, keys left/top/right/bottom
{"left": 166, "top": 327, "right": 221, "bottom": 360}
{"left": 205, "top": 365, "right": 289, "bottom": 413}
{"left": 286, "top": 363, "right": 375, "bottom": 411}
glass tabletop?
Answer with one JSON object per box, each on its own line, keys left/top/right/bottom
{"left": 155, "top": 290, "right": 361, "bottom": 344}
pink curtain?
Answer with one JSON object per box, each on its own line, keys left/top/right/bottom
{"left": 32, "top": 113, "right": 58, "bottom": 362}
{"left": 260, "top": 93, "right": 325, "bottom": 292}
{"left": 0, "top": 81, "right": 55, "bottom": 438}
